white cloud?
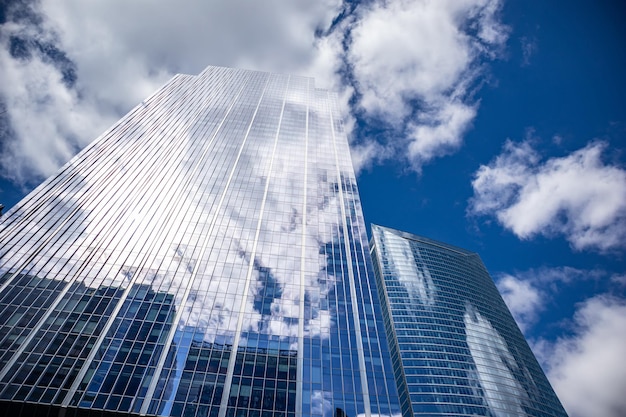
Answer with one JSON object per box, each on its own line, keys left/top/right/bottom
{"left": 0, "top": 19, "right": 117, "bottom": 185}
{"left": 496, "top": 266, "right": 605, "bottom": 334}
{"left": 533, "top": 295, "right": 626, "bottom": 417}
{"left": 469, "top": 140, "right": 626, "bottom": 252}
{"left": 346, "top": 0, "right": 507, "bottom": 170}
{"left": 349, "top": 139, "right": 393, "bottom": 173}
{"left": 406, "top": 100, "right": 476, "bottom": 169}
{"left": 497, "top": 274, "right": 543, "bottom": 333}
{"left": 0, "top": 0, "right": 342, "bottom": 185}
{"left": 496, "top": 269, "right": 626, "bottom": 416}
{"left": 348, "top": 0, "right": 500, "bottom": 119}
{"left": 40, "top": 0, "right": 342, "bottom": 79}
{"left": 0, "top": 0, "right": 507, "bottom": 185}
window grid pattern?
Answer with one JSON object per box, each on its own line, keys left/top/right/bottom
{"left": 0, "top": 66, "right": 400, "bottom": 417}
{"left": 370, "top": 225, "right": 568, "bottom": 417}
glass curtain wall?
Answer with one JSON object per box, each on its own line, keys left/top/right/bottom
{"left": 370, "top": 224, "right": 568, "bottom": 417}
{"left": 0, "top": 66, "right": 400, "bottom": 417}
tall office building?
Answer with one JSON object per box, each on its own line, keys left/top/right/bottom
{"left": 0, "top": 66, "right": 401, "bottom": 417}
{"left": 369, "top": 225, "right": 568, "bottom": 417}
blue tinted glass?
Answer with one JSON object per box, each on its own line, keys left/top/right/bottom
{"left": 370, "top": 225, "right": 568, "bottom": 417}
{"left": 0, "top": 66, "right": 400, "bottom": 417}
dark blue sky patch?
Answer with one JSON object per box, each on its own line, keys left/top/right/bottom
{"left": 8, "top": 35, "right": 31, "bottom": 59}
{"left": 254, "top": 265, "right": 283, "bottom": 317}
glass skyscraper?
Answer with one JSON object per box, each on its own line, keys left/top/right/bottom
{"left": 369, "top": 225, "right": 568, "bottom": 417}
{"left": 0, "top": 66, "right": 401, "bottom": 417}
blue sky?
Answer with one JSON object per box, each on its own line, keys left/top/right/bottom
{"left": 0, "top": 1, "right": 625, "bottom": 416}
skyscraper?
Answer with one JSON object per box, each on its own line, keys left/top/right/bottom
{"left": 0, "top": 66, "right": 401, "bottom": 417}
{"left": 369, "top": 224, "right": 568, "bottom": 417}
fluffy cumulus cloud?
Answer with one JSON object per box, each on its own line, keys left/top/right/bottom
{"left": 344, "top": 0, "right": 508, "bottom": 171}
{"left": 532, "top": 296, "right": 626, "bottom": 417}
{"left": 0, "top": 0, "right": 342, "bottom": 185}
{"left": 0, "top": 4, "right": 116, "bottom": 185}
{"left": 39, "top": 0, "right": 342, "bottom": 80}
{"left": 0, "top": 0, "right": 507, "bottom": 187}
{"left": 469, "top": 140, "right": 626, "bottom": 252}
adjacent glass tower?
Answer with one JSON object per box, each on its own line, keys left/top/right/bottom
{"left": 0, "top": 66, "right": 400, "bottom": 417}
{"left": 369, "top": 225, "right": 568, "bottom": 417}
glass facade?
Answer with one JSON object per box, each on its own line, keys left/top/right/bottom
{"left": 0, "top": 66, "right": 400, "bottom": 417}
{"left": 369, "top": 225, "right": 568, "bottom": 417}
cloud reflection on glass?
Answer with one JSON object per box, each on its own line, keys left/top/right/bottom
{"left": 0, "top": 66, "right": 400, "bottom": 417}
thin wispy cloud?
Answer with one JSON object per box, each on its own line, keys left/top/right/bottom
{"left": 520, "top": 35, "right": 537, "bottom": 66}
